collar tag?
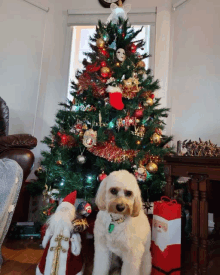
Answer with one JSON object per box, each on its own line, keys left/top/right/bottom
{"left": 108, "top": 223, "right": 115, "bottom": 233}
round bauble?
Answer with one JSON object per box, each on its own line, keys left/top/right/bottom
{"left": 77, "top": 155, "right": 86, "bottom": 164}
{"left": 100, "top": 61, "right": 107, "bottom": 67}
{"left": 137, "top": 60, "right": 145, "bottom": 67}
{"left": 150, "top": 94, "right": 155, "bottom": 99}
{"left": 152, "top": 133, "right": 161, "bottom": 144}
{"left": 143, "top": 98, "right": 154, "bottom": 107}
{"left": 146, "top": 161, "right": 158, "bottom": 173}
{"left": 101, "top": 67, "right": 110, "bottom": 74}
{"left": 98, "top": 172, "right": 107, "bottom": 182}
{"left": 56, "top": 160, "right": 62, "bottom": 165}
{"left": 100, "top": 49, "right": 109, "bottom": 57}
{"left": 130, "top": 43, "right": 137, "bottom": 53}
{"left": 61, "top": 134, "right": 69, "bottom": 145}
{"left": 133, "top": 108, "right": 144, "bottom": 119}
{"left": 101, "top": 72, "right": 109, "bottom": 78}
{"left": 96, "top": 38, "right": 105, "bottom": 48}
{"left": 136, "top": 140, "right": 141, "bottom": 145}
{"left": 116, "top": 62, "right": 120, "bottom": 67}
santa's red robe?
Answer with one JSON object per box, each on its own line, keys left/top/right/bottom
{"left": 37, "top": 240, "right": 83, "bottom": 275}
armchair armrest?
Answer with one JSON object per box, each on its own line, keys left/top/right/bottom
{"left": 0, "top": 134, "right": 37, "bottom": 154}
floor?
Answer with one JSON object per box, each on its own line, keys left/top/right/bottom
{"left": 1, "top": 234, "right": 220, "bottom": 274}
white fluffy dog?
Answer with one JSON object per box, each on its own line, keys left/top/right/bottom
{"left": 93, "top": 170, "right": 151, "bottom": 275}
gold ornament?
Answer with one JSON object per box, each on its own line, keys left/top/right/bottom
{"left": 136, "top": 140, "right": 141, "bottom": 145}
{"left": 82, "top": 124, "right": 88, "bottom": 130}
{"left": 137, "top": 60, "right": 145, "bottom": 67}
{"left": 83, "top": 129, "right": 97, "bottom": 148}
{"left": 152, "top": 133, "right": 161, "bottom": 144}
{"left": 116, "top": 62, "right": 120, "bottom": 67}
{"left": 123, "top": 78, "right": 133, "bottom": 88}
{"left": 56, "top": 160, "right": 62, "bottom": 165}
{"left": 146, "top": 161, "right": 158, "bottom": 173}
{"left": 101, "top": 67, "right": 110, "bottom": 74}
{"left": 143, "top": 98, "right": 154, "bottom": 107}
{"left": 96, "top": 38, "right": 105, "bottom": 48}
{"left": 79, "top": 130, "right": 84, "bottom": 137}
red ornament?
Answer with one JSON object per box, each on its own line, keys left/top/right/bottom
{"left": 98, "top": 172, "right": 107, "bottom": 182}
{"left": 57, "top": 132, "right": 62, "bottom": 137}
{"left": 100, "top": 61, "right": 107, "bottom": 67}
{"left": 101, "top": 72, "right": 109, "bottom": 78}
{"left": 133, "top": 108, "right": 144, "bottom": 119}
{"left": 130, "top": 43, "right": 137, "bottom": 53}
{"left": 101, "top": 78, "right": 107, "bottom": 83}
{"left": 122, "top": 33, "right": 125, "bottom": 38}
{"left": 150, "top": 94, "right": 155, "bottom": 99}
{"left": 100, "top": 49, "right": 109, "bottom": 57}
{"left": 61, "top": 134, "right": 69, "bottom": 145}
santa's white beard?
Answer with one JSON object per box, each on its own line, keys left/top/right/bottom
{"left": 47, "top": 208, "right": 75, "bottom": 235}
{"left": 152, "top": 228, "right": 169, "bottom": 252}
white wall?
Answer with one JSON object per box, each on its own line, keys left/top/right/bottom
{"left": 168, "top": 0, "right": 220, "bottom": 146}
{"left": 1, "top": 0, "right": 172, "bottom": 178}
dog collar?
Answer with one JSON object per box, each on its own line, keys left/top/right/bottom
{"left": 108, "top": 214, "right": 125, "bottom": 233}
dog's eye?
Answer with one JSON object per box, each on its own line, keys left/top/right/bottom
{"left": 110, "top": 188, "right": 118, "bottom": 195}
{"left": 125, "top": 190, "right": 132, "bottom": 197}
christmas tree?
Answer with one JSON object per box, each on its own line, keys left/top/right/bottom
{"left": 29, "top": 2, "right": 173, "bottom": 208}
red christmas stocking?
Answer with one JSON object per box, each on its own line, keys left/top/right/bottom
{"left": 107, "top": 86, "right": 124, "bottom": 110}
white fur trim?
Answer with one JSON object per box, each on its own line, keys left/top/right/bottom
{"left": 36, "top": 266, "right": 42, "bottom": 275}
{"left": 71, "top": 233, "right": 82, "bottom": 256}
{"left": 44, "top": 228, "right": 71, "bottom": 275}
{"left": 106, "top": 86, "right": 122, "bottom": 94}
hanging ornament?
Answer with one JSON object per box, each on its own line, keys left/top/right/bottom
{"left": 146, "top": 161, "right": 158, "bottom": 173}
{"left": 143, "top": 98, "right": 154, "bottom": 107}
{"left": 129, "top": 43, "right": 137, "bottom": 53}
{"left": 96, "top": 38, "right": 105, "bottom": 48}
{"left": 100, "top": 48, "right": 109, "bottom": 57}
{"left": 101, "top": 67, "right": 110, "bottom": 74}
{"left": 150, "top": 94, "right": 155, "bottom": 99}
{"left": 155, "top": 128, "right": 162, "bottom": 136}
{"left": 102, "top": 33, "right": 110, "bottom": 42}
{"left": 136, "top": 140, "right": 141, "bottom": 145}
{"left": 97, "top": 171, "right": 107, "bottom": 182}
{"left": 83, "top": 129, "right": 97, "bottom": 148}
{"left": 101, "top": 72, "right": 109, "bottom": 78}
{"left": 151, "top": 133, "right": 161, "bottom": 144}
{"left": 60, "top": 134, "right": 69, "bottom": 145}
{"left": 56, "top": 160, "right": 62, "bottom": 165}
{"left": 134, "top": 167, "right": 147, "bottom": 182}
{"left": 122, "top": 33, "right": 125, "bottom": 38}
{"left": 133, "top": 108, "right": 144, "bottom": 119}
{"left": 116, "top": 48, "right": 126, "bottom": 62}
{"left": 123, "top": 78, "right": 133, "bottom": 88}
{"left": 116, "top": 62, "right": 120, "bottom": 67}
{"left": 100, "top": 61, "right": 107, "bottom": 67}
{"left": 137, "top": 60, "right": 145, "bottom": 67}
{"left": 77, "top": 154, "right": 86, "bottom": 164}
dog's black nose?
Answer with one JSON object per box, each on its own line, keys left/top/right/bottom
{"left": 116, "top": 203, "right": 125, "bottom": 212}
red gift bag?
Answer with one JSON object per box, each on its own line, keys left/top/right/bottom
{"left": 151, "top": 196, "right": 181, "bottom": 275}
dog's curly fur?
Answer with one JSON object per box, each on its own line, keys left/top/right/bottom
{"left": 93, "top": 170, "right": 152, "bottom": 275}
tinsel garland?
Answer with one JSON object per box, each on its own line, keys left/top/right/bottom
{"left": 87, "top": 141, "right": 139, "bottom": 163}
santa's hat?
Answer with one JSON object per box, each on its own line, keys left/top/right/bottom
{"left": 62, "top": 190, "right": 77, "bottom": 205}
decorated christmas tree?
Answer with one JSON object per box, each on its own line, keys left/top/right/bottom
{"left": 28, "top": 2, "right": 173, "bottom": 210}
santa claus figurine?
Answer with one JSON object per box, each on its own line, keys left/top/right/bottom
{"left": 36, "top": 191, "right": 83, "bottom": 275}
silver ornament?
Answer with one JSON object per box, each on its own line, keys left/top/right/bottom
{"left": 77, "top": 154, "right": 86, "bottom": 164}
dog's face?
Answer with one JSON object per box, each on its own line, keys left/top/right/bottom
{"left": 95, "top": 170, "right": 142, "bottom": 217}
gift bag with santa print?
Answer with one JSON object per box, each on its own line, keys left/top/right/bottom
{"left": 151, "top": 196, "right": 181, "bottom": 275}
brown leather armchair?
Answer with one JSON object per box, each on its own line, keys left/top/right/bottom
{"left": 0, "top": 97, "right": 37, "bottom": 221}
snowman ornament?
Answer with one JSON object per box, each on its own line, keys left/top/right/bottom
{"left": 116, "top": 48, "right": 126, "bottom": 62}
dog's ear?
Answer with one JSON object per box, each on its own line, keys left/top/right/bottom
{"left": 95, "top": 177, "right": 108, "bottom": 210}
{"left": 131, "top": 192, "right": 142, "bottom": 217}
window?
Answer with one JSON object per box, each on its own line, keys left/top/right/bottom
{"left": 67, "top": 25, "right": 154, "bottom": 100}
